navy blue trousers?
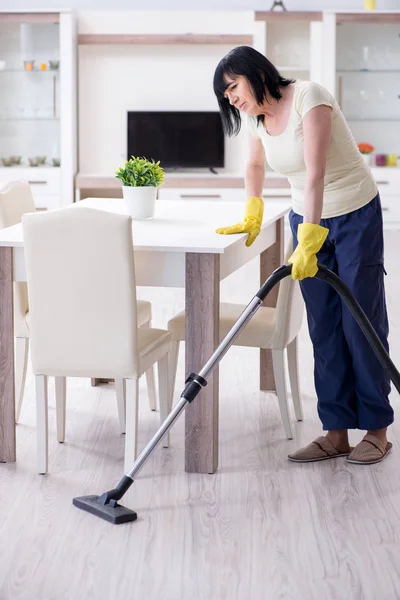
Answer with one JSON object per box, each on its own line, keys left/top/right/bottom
{"left": 289, "top": 193, "right": 394, "bottom": 431}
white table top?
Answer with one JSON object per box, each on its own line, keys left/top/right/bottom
{"left": 0, "top": 198, "right": 291, "bottom": 254}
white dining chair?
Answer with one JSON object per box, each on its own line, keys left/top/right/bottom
{"left": 0, "top": 181, "right": 158, "bottom": 423}
{"left": 0, "top": 181, "right": 35, "bottom": 422}
{"left": 22, "top": 205, "right": 172, "bottom": 473}
{"left": 167, "top": 240, "right": 305, "bottom": 439}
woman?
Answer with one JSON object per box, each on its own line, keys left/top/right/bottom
{"left": 213, "top": 45, "right": 394, "bottom": 464}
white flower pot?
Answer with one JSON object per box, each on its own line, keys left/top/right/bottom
{"left": 362, "top": 153, "right": 373, "bottom": 166}
{"left": 122, "top": 186, "right": 157, "bottom": 219}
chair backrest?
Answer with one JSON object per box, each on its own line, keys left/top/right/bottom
{"left": 273, "top": 238, "right": 305, "bottom": 349}
{"left": 22, "top": 206, "right": 140, "bottom": 378}
{"left": 0, "top": 181, "right": 36, "bottom": 333}
{"left": 0, "top": 181, "right": 36, "bottom": 228}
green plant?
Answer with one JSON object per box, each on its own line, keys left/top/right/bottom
{"left": 115, "top": 156, "right": 165, "bottom": 187}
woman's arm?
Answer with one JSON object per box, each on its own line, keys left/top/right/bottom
{"left": 302, "top": 105, "right": 332, "bottom": 224}
{"left": 245, "top": 135, "right": 266, "bottom": 198}
{"left": 215, "top": 135, "right": 265, "bottom": 247}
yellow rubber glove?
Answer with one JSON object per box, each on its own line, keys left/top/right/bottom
{"left": 288, "top": 222, "right": 329, "bottom": 280}
{"left": 216, "top": 196, "right": 264, "bottom": 247}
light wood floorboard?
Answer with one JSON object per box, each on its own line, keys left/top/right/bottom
{"left": 0, "top": 231, "right": 400, "bottom": 600}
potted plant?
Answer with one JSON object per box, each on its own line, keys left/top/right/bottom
{"left": 115, "top": 156, "right": 165, "bottom": 219}
{"left": 357, "top": 142, "right": 374, "bottom": 167}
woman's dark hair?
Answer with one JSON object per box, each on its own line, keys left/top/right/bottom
{"left": 213, "top": 45, "right": 294, "bottom": 136}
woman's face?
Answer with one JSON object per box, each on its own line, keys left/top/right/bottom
{"left": 223, "top": 74, "right": 260, "bottom": 114}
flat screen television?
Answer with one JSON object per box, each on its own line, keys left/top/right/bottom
{"left": 127, "top": 111, "right": 224, "bottom": 170}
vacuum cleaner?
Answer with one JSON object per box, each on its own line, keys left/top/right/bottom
{"left": 73, "top": 263, "right": 400, "bottom": 524}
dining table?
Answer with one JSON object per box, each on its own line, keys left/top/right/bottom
{"left": 0, "top": 196, "right": 291, "bottom": 473}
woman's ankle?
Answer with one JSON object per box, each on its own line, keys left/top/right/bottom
{"left": 326, "top": 429, "right": 350, "bottom": 451}
{"left": 367, "top": 427, "right": 388, "bottom": 444}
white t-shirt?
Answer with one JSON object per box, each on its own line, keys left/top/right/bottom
{"left": 244, "top": 80, "right": 377, "bottom": 219}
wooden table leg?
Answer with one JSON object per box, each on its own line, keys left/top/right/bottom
{"left": 0, "top": 247, "right": 16, "bottom": 462}
{"left": 260, "top": 217, "right": 285, "bottom": 392}
{"left": 185, "top": 253, "right": 220, "bottom": 474}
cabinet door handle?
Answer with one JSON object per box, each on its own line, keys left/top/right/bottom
{"left": 180, "top": 194, "right": 221, "bottom": 199}
{"left": 28, "top": 181, "right": 47, "bottom": 185}
{"left": 376, "top": 181, "right": 389, "bottom": 185}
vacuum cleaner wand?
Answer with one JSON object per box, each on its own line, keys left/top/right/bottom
{"left": 73, "top": 263, "right": 400, "bottom": 524}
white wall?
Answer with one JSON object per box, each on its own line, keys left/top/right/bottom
{"left": 75, "top": 3, "right": 397, "bottom": 174}
{"left": 10, "top": 2, "right": 396, "bottom": 174}
{"left": 78, "top": 11, "right": 253, "bottom": 174}
{"left": 3, "top": 0, "right": 400, "bottom": 10}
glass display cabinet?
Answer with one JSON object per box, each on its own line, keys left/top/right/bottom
{"left": 0, "top": 11, "right": 77, "bottom": 209}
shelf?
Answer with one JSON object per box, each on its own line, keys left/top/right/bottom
{"left": 78, "top": 33, "right": 253, "bottom": 46}
{"left": 345, "top": 118, "right": 400, "bottom": 122}
{"left": 277, "top": 66, "right": 309, "bottom": 71}
{"left": 0, "top": 166, "right": 60, "bottom": 170}
{"left": 75, "top": 172, "right": 290, "bottom": 190}
{"left": 0, "top": 117, "right": 60, "bottom": 121}
{"left": 0, "top": 13, "right": 59, "bottom": 24}
{"left": 337, "top": 69, "right": 400, "bottom": 73}
{"left": 336, "top": 13, "right": 400, "bottom": 25}
{"left": 255, "top": 11, "right": 322, "bottom": 22}
{"left": 0, "top": 69, "right": 59, "bottom": 74}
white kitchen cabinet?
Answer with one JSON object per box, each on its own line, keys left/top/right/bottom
{"left": 0, "top": 166, "right": 61, "bottom": 209}
{"left": 320, "top": 11, "right": 400, "bottom": 230}
{"left": 158, "top": 187, "right": 242, "bottom": 202}
{"left": 157, "top": 185, "right": 292, "bottom": 234}
{"left": 157, "top": 186, "right": 292, "bottom": 203}
{"left": 0, "top": 11, "right": 77, "bottom": 209}
{"left": 335, "top": 15, "right": 400, "bottom": 161}
{"left": 371, "top": 167, "right": 400, "bottom": 229}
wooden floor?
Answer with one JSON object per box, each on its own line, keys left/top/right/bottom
{"left": 1, "top": 231, "right": 400, "bottom": 600}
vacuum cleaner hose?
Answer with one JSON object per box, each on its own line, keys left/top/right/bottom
{"left": 259, "top": 263, "right": 400, "bottom": 395}
{"left": 315, "top": 263, "right": 400, "bottom": 394}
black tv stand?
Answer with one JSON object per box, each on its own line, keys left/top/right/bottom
{"left": 163, "top": 167, "right": 220, "bottom": 174}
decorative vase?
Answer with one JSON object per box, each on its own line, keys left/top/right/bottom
{"left": 362, "top": 153, "right": 373, "bottom": 166}
{"left": 122, "top": 186, "right": 157, "bottom": 219}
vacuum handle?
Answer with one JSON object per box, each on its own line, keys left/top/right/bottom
{"left": 259, "top": 263, "right": 400, "bottom": 395}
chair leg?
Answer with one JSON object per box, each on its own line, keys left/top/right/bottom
{"left": 36, "top": 374, "right": 48, "bottom": 474}
{"left": 145, "top": 367, "right": 157, "bottom": 411}
{"left": 142, "top": 321, "right": 157, "bottom": 411}
{"left": 287, "top": 337, "right": 304, "bottom": 421}
{"left": 168, "top": 341, "right": 180, "bottom": 408}
{"left": 115, "top": 378, "right": 126, "bottom": 434}
{"left": 55, "top": 376, "right": 66, "bottom": 443}
{"left": 15, "top": 337, "right": 29, "bottom": 423}
{"left": 158, "top": 353, "right": 171, "bottom": 448}
{"left": 271, "top": 349, "right": 293, "bottom": 440}
{"left": 124, "top": 378, "right": 139, "bottom": 473}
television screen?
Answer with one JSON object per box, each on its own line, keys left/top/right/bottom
{"left": 127, "top": 111, "right": 224, "bottom": 169}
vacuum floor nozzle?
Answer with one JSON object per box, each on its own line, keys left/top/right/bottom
{"left": 73, "top": 495, "right": 137, "bottom": 524}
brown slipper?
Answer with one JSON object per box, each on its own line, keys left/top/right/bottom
{"left": 288, "top": 436, "right": 353, "bottom": 463}
{"left": 347, "top": 433, "right": 393, "bottom": 465}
